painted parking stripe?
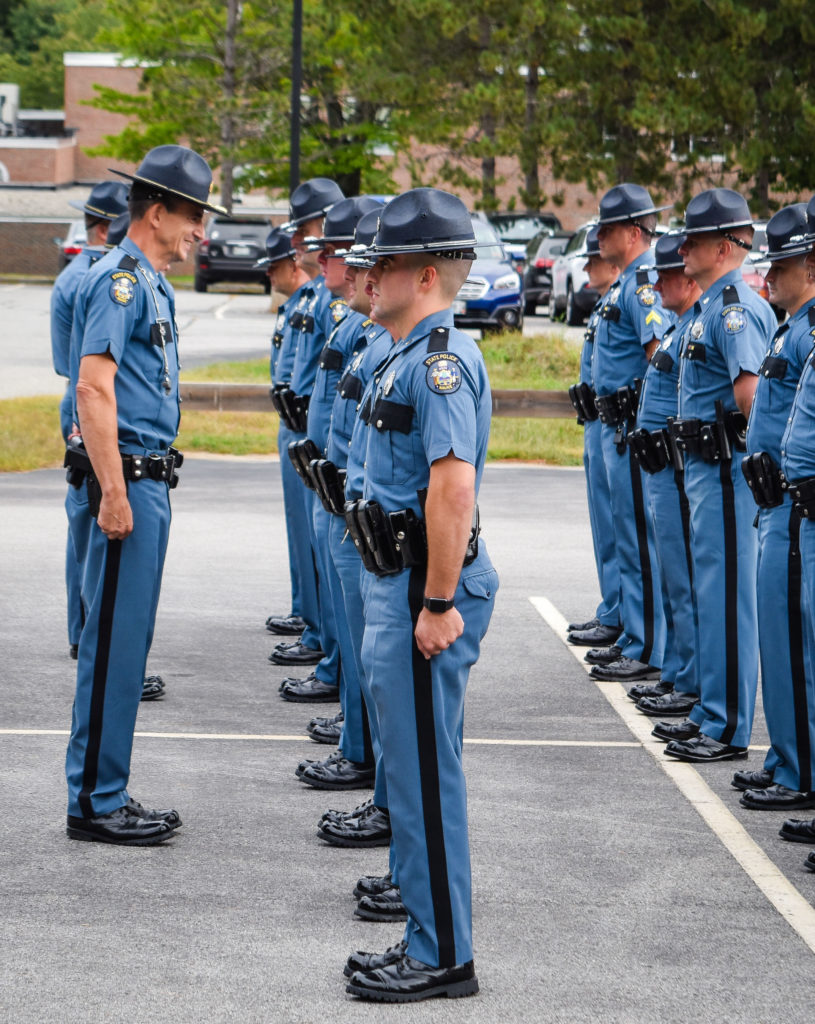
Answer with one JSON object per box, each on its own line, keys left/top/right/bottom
{"left": 530, "top": 594, "right": 815, "bottom": 956}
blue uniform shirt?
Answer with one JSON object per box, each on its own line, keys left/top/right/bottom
{"left": 307, "top": 309, "right": 366, "bottom": 452}
{"left": 269, "top": 299, "right": 288, "bottom": 383}
{"left": 750, "top": 299, "right": 815, "bottom": 465}
{"left": 51, "top": 247, "right": 105, "bottom": 378}
{"left": 677, "top": 269, "right": 774, "bottom": 420}
{"left": 273, "top": 282, "right": 310, "bottom": 387}
{"left": 579, "top": 303, "right": 601, "bottom": 386}
{"left": 592, "top": 251, "right": 668, "bottom": 396}
{"left": 71, "top": 236, "right": 179, "bottom": 454}
{"left": 329, "top": 327, "right": 391, "bottom": 483}
{"left": 363, "top": 310, "right": 491, "bottom": 516}
{"left": 289, "top": 277, "right": 348, "bottom": 396}
{"left": 779, "top": 307, "right": 815, "bottom": 481}
{"left": 636, "top": 307, "right": 687, "bottom": 432}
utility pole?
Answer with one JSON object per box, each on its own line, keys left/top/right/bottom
{"left": 289, "top": 0, "right": 302, "bottom": 194}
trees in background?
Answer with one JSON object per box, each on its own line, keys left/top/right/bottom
{"left": 5, "top": 0, "right": 815, "bottom": 214}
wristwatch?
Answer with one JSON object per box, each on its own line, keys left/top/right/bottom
{"left": 422, "top": 596, "right": 455, "bottom": 614}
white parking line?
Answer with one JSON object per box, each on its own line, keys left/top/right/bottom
{"left": 530, "top": 595, "right": 815, "bottom": 956}
{"left": 213, "top": 298, "right": 234, "bottom": 320}
{"left": 0, "top": 728, "right": 637, "bottom": 748}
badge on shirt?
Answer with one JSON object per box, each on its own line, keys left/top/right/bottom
{"left": 690, "top": 321, "right": 704, "bottom": 340}
{"left": 774, "top": 335, "right": 785, "bottom": 355}
{"left": 383, "top": 370, "right": 396, "bottom": 396}
{"left": 424, "top": 352, "right": 462, "bottom": 395}
{"left": 661, "top": 337, "right": 672, "bottom": 350}
{"left": 722, "top": 305, "right": 746, "bottom": 334}
{"left": 350, "top": 351, "right": 364, "bottom": 373}
{"left": 636, "top": 284, "right": 656, "bottom": 307}
{"left": 330, "top": 298, "right": 348, "bottom": 323}
{"left": 110, "top": 270, "right": 137, "bottom": 306}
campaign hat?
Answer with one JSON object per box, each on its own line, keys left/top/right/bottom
{"left": 254, "top": 227, "right": 296, "bottom": 269}
{"left": 364, "top": 188, "right": 476, "bottom": 258}
{"left": 682, "top": 188, "right": 753, "bottom": 234}
{"left": 110, "top": 144, "right": 226, "bottom": 215}
{"left": 105, "top": 212, "right": 130, "bottom": 248}
{"left": 310, "top": 196, "right": 384, "bottom": 248}
{"left": 68, "top": 180, "right": 128, "bottom": 221}
{"left": 597, "top": 183, "right": 670, "bottom": 225}
{"left": 282, "top": 178, "right": 344, "bottom": 231}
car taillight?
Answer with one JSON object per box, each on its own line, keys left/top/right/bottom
{"left": 64, "top": 246, "right": 82, "bottom": 255}
{"left": 198, "top": 239, "right": 209, "bottom": 252}
{"left": 535, "top": 258, "right": 554, "bottom": 269}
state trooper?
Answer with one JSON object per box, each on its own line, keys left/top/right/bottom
{"left": 662, "top": 187, "right": 776, "bottom": 764}
{"left": 342, "top": 188, "right": 498, "bottom": 1003}
{"left": 312, "top": 210, "right": 400, "bottom": 922}
{"left": 287, "top": 195, "right": 383, "bottom": 785}
{"left": 259, "top": 228, "right": 317, "bottom": 647}
{"left": 588, "top": 184, "right": 669, "bottom": 683}
{"left": 266, "top": 178, "right": 344, "bottom": 677}
{"left": 733, "top": 203, "right": 815, "bottom": 811}
{"left": 52, "top": 181, "right": 128, "bottom": 660}
{"left": 269, "top": 178, "right": 347, "bottom": 694}
{"left": 625, "top": 234, "right": 701, "bottom": 722}
{"left": 567, "top": 225, "right": 622, "bottom": 650}
{"left": 63, "top": 144, "right": 220, "bottom": 844}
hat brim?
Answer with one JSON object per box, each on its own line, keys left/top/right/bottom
{"left": 756, "top": 243, "right": 812, "bottom": 263}
{"left": 596, "top": 203, "right": 672, "bottom": 225}
{"left": 682, "top": 219, "right": 754, "bottom": 235}
{"left": 68, "top": 199, "right": 121, "bottom": 220}
{"left": 279, "top": 203, "right": 340, "bottom": 233}
{"left": 363, "top": 238, "right": 478, "bottom": 258}
{"left": 109, "top": 168, "right": 228, "bottom": 216}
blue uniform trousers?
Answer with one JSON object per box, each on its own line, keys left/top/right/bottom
{"left": 685, "top": 455, "right": 758, "bottom": 747}
{"left": 643, "top": 466, "right": 698, "bottom": 696}
{"left": 763, "top": 503, "right": 815, "bottom": 790}
{"left": 599, "top": 426, "right": 665, "bottom": 665}
{"left": 65, "top": 478, "right": 170, "bottom": 817}
{"left": 64, "top": 480, "right": 91, "bottom": 646}
{"left": 277, "top": 423, "right": 320, "bottom": 651}
{"left": 309, "top": 493, "right": 341, "bottom": 687}
{"left": 361, "top": 551, "right": 498, "bottom": 968}
{"left": 326, "top": 514, "right": 376, "bottom": 769}
{"left": 583, "top": 419, "right": 621, "bottom": 627}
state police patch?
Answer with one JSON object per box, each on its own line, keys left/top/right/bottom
{"left": 723, "top": 306, "right": 746, "bottom": 334}
{"left": 110, "top": 271, "right": 136, "bottom": 306}
{"left": 424, "top": 352, "right": 462, "bottom": 394}
{"left": 636, "top": 284, "right": 656, "bottom": 307}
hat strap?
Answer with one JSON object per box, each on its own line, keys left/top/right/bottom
{"left": 722, "top": 231, "right": 751, "bottom": 251}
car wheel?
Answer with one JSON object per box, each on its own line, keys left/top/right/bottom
{"left": 565, "top": 282, "right": 583, "bottom": 326}
{"left": 193, "top": 272, "right": 208, "bottom": 293}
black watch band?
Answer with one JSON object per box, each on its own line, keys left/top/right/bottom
{"left": 423, "top": 596, "right": 455, "bottom": 614}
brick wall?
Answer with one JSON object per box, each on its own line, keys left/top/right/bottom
{"left": 0, "top": 138, "right": 76, "bottom": 186}
{"left": 0, "top": 220, "right": 68, "bottom": 275}
{"left": 64, "top": 54, "right": 142, "bottom": 182}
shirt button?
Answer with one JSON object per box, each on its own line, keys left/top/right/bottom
{"left": 376, "top": 420, "right": 383, "bottom": 428}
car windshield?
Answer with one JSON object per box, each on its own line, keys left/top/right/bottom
{"left": 207, "top": 216, "right": 268, "bottom": 240}
{"left": 751, "top": 227, "right": 768, "bottom": 254}
{"left": 489, "top": 215, "right": 554, "bottom": 244}
{"left": 472, "top": 219, "right": 506, "bottom": 261}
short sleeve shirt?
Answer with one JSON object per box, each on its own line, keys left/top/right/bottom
{"left": 50, "top": 247, "right": 104, "bottom": 378}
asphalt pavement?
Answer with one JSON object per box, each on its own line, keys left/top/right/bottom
{"left": 2, "top": 457, "right": 814, "bottom": 1024}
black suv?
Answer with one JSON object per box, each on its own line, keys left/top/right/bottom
{"left": 194, "top": 215, "right": 271, "bottom": 292}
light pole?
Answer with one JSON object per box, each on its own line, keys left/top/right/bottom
{"left": 289, "top": 0, "right": 302, "bottom": 194}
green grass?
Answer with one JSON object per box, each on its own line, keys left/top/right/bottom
{"left": 2, "top": 328, "right": 583, "bottom": 472}
{"left": 179, "top": 329, "right": 581, "bottom": 388}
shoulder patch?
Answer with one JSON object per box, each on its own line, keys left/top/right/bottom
{"left": 109, "top": 270, "right": 137, "bottom": 306}
{"left": 424, "top": 351, "right": 462, "bottom": 395}
{"left": 636, "top": 283, "right": 656, "bottom": 307}
{"left": 722, "top": 305, "right": 746, "bottom": 334}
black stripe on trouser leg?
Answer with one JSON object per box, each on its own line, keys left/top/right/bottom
{"left": 719, "top": 460, "right": 740, "bottom": 745}
{"left": 787, "top": 507, "right": 811, "bottom": 792}
{"left": 407, "top": 566, "right": 456, "bottom": 968}
{"left": 78, "top": 538, "right": 122, "bottom": 819}
{"left": 360, "top": 691, "right": 374, "bottom": 765}
{"left": 629, "top": 449, "right": 655, "bottom": 665}
{"left": 675, "top": 469, "right": 694, "bottom": 586}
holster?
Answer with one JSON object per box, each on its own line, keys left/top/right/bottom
{"left": 568, "top": 382, "right": 599, "bottom": 424}
{"left": 627, "top": 427, "right": 669, "bottom": 475}
{"left": 287, "top": 438, "right": 321, "bottom": 489}
{"left": 314, "top": 460, "right": 347, "bottom": 516}
{"left": 289, "top": 393, "right": 310, "bottom": 434}
{"left": 64, "top": 444, "right": 90, "bottom": 489}
{"left": 741, "top": 451, "right": 784, "bottom": 509}
{"left": 343, "top": 500, "right": 380, "bottom": 574}
{"left": 786, "top": 475, "right": 815, "bottom": 518}
{"left": 270, "top": 384, "right": 289, "bottom": 421}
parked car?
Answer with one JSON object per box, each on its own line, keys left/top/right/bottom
{"left": 548, "top": 223, "right": 599, "bottom": 325}
{"left": 453, "top": 218, "right": 523, "bottom": 333}
{"left": 523, "top": 231, "right": 570, "bottom": 315}
{"left": 195, "top": 215, "right": 271, "bottom": 292}
{"left": 53, "top": 219, "right": 87, "bottom": 269}
{"left": 487, "top": 212, "right": 563, "bottom": 270}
